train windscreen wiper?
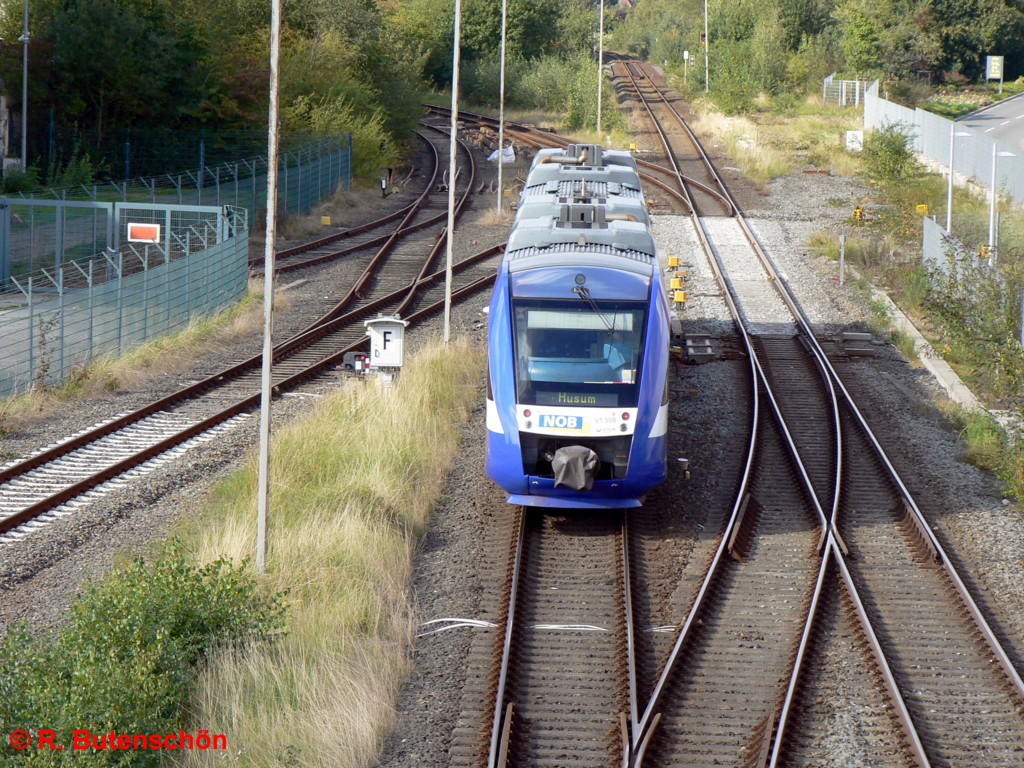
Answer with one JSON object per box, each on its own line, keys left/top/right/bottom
{"left": 572, "top": 284, "right": 616, "bottom": 332}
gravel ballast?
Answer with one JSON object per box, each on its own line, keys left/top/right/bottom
{"left": 1, "top": 118, "right": 1022, "bottom": 767}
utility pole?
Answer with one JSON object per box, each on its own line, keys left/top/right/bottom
{"left": 596, "top": 0, "right": 604, "bottom": 135}
{"left": 443, "top": 0, "right": 463, "bottom": 344}
{"left": 256, "top": 0, "right": 282, "bottom": 572}
{"left": 704, "top": 0, "right": 709, "bottom": 93}
{"left": 19, "top": 0, "right": 28, "bottom": 167}
{"left": 497, "top": 0, "right": 507, "bottom": 214}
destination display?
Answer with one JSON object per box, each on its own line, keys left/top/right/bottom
{"left": 535, "top": 391, "right": 618, "bottom": 406}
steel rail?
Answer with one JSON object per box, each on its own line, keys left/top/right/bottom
{"left": 613, "top": 60, "right": 733, "bottom": 215}
{"left": 644, "top": 51, "right": 1024, "bottom": 711}
{"left": 251, "top": 132, "right": 438, "bottom": 267}
{"left": 0, "top": 244, "right": 502, "bottom": 535}
{"left": 611, "top": 59, "right": 841, "bottom": 766}
{"left": 486, "top": 509, "right": 638, "bottom": 768}
{"left": 0, "top": 123, "right": 484, "bottom": 535}
{"left": 486, "top": 508, "right": 526, "bottom": 768}
{"left": 631, "top": 57, "right": 1000, "bottom": 763}
{"left": 615, "top": 57, "right": 935, "bottom": 767}
{"left": 423, "top": 104, "right": 708, "bottom": 214}
{"left": 431, "top": 92, "right": 922, "bottom": 764}
{"left": 274, "top": 127, "right": 478, "bottom": 276}
{"left": 0, "top": 126, "right": 473, "bottom": 490}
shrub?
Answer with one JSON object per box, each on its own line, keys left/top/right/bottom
{"left": 925, "top": 249, "right": 1024, "bottom": 411}
{"left": 2, "top": 167, "right": 40, "bottom": 194}
{"left": 512, "top": 53, "right": 625, "bottom": 133}
{"left": 283, "top": 94, "right": 401, "bottom": 178}
{"left": 0, "top": 551, "right": 286, "bottom": 766}
{"left": 862, "top": 122, "right": 921, "bottom": 181}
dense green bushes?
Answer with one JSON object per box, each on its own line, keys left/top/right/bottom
{"left": 463, "top": 52, "right": 626, "bottom": 133}
{"left": 926, "top": 252, "right": 1024, "bottom": 411}
{"left": 610, "top": 0, "right": 1024, "bottom": 116}
{"left": 0, "top": 552, "right": 285, "bottom": 766}
{"left": 862, "top": 123, "right": 922, "bottom": 182}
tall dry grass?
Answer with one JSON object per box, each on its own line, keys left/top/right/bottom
{"left": 688, "top": 96, "right": 863, "bottom": 183}
{"left": 689, "top": 106, "right": 790, "bottom": 184}
{"left": 176, "top": 338, "right": 485, "bottom": 768}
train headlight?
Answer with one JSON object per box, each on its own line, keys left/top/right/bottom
{"left": 524, "top": 409, "right": 532, "bottom": 417}
{"left": 621, "top": 412, "right": 630, "bottom": 420}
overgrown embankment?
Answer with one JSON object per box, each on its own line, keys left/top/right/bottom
{"left": 177, "top": 337, "right": 485, "bottom": 767}
{"left": 0, "top": 338, "right": 484, "bottom": 767}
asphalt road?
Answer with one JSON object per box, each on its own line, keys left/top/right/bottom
{"left": 959, "top": 91, "right": 1024, "bottom": 151}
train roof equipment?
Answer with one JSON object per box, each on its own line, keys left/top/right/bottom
{"left": 505, "top": 203, "right": 656, "bottom": 275}
{"left": 530, "top": 144, "right": 638, "bottom": 172}
{"left": 516, "top": 187, "right": 649, "bottom": 224}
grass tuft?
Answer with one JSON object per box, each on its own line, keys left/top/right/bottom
{"left": 941, "top": 404, "right": 1024, "bottom": 500}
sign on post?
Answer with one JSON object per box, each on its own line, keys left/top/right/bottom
{"left": 986, "top": 55, "right": 1004, "bottom": 93}
{"left": 364, "top": 315, "right": 409, "bottom": 369}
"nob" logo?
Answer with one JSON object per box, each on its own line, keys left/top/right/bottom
{"left": 539, "top": 414, "right": 582, "bottom": 430}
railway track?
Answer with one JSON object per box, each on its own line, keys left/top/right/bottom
{"left": 0, "top": 123, "right": 501, "bottom": 543}
{"left": 442, "top": 58, "right": 1024, "bottom": 767}
{"left": 619, "top": 56, "right": 1024, "bottom": 766}
{"left": 248, "top": 131, "right": 438, "bottom": 273}
{"left": 483, "top": 508, "right": 635, "bottom": 767}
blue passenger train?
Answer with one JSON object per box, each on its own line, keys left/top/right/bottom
{"left": 486, "top": 144, "right": 670, "bottom": 508}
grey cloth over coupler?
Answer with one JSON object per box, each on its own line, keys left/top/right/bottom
{"left": 551, "top": 446, "right": 600, "bottom": 491}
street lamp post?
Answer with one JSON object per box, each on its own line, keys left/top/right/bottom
{"left": 19, "top": 0, "right": 28, "bottom": 167}
{"left": 256, "top": 0, "right": 283, "bottom": 573}
{"left": 945, "top": 125, "right": 971, "bottom": 234}
{"left": 987, "top": 146, "right": 1016, "bottom": 266}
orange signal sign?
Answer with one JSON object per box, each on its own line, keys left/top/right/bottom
{"left": 127, "top": 223, "right": 161, "bottom": 243}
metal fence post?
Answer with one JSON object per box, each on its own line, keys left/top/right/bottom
{"left": 29, "top": 205, "right": 35, "bottom": 274}
{"left": 142, "top": 248, "right": 150, "bottom": 341}
{"left": 54, "top": 205, "right": 64, "bottom": 272}
{"left": 282, "top": 151, "right": 289, "bottom": 216}
{"left": 186, "top": 234, "right": 192, "bottom": 317}
{"left": 58, "top": 264, "right": 65, "bottom": 380}
{"left": 198, "top": 129, "right": 205, "bottom": 205}
{"left": 116, "top": 251, "right": 124, "bottom": 354}
{"left": 87, "top": 259, "right": 94, "bottom": 360}
{"left": 348, "top": 133, "right": 353, "bottom": 189}
{"left": 27, "top": 276, "right": 34, "bottom": 385}
{"left": 328, "top": 141, "right": 334, "bottom": 197}
{"left": 0, "top": 201, "right": 10, "bottom": 285}
{"left": 163, "top": 228, "right": 172, "bottom": 333}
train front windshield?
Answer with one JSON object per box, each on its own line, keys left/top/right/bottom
{"left": 513, "top": 298, "right": 647, "bottom": 408}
